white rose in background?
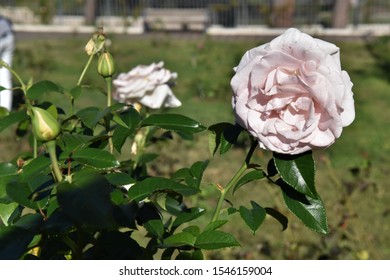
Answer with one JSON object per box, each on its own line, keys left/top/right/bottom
{"left": 113, "top": 61, "right": 181, "bottom": 109}
{"left": 231, "top": 28, "right": 355, "bottom": 155}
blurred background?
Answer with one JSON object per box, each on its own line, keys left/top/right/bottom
{"left": 1, "top": 0, "right": 389, "bottom": 260}
{"left": 0, "top": 0, "right": 389, "bottom": 33}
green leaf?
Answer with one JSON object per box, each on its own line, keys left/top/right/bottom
{"left": 273, "top": 151, "right": 317, "bottom": 198}
{"left": 72, "top": 148, "right": 120, "bottom": 170}
{"left": 203, "top": 220, "right": 228, "bottom": 232}
{"left": 195, "top": 230, "right": 240, "bottom": 250}
{"left": 175, "top": 249, "right": 204, "bottom": 260}
{"left": 26, "top": 80, "right": 63, "bottom": 100}
{"left": 128, "top": 177, "right": 199, "bottom": 202}
{"left": 112, "top": 125, "right": 132, "bottom": 153}
{"left": 144, "top": 219, "right": 165, "bottom": 239}
{"left": 280, "top": 180, "right": 329, "bottom": 234}
{"left": 239, "top": 201, "right": 266, "bottom": 234}
{"left": 112, "top": 106, "right": 141, "bottom": 130}
{"left": 208, "top": 123, "right": 243, "bottom": 155}
{"left": 6, "top": 180, "right": 41, "bottom": 210}
{"left": 0, "top": 111, "right": 29, "bottom": 133}
{"left": 163, "top": 232, "right": 196, "bottom": 248}
{"left": 57, "top": 170, "right": 117, "bottom": 228}
{"left": 0, "top": 214, "right": 43, "bottom": 259}
{"left": 182, "top": 225, "right": 201, "bottom": 237}
{"left": 137, "top": 153, "right": 159, "bottom": 165}
{"left": 16, "top": 119, "right": 30, "bottom": 138}
{"left": 69, "top": 85, "right": 82, "bottom": 100}
{"left": 189, "top": 160, "right": 209, "bottom": 188}
{"left": 0, "top": 163, "right": 18, "bottom": 203}
{"left": 75, "top": 107, "right": 101, "bottom": 129}
{"left": 58, "top": 133, "right": 91, "bottom": 155}
{"left": 141, "top": 114, "right": 205, "bottom": 134}
{"left": 265, "top": 207, "right": 288, "bottom": 231}
{"left": 233, "top": 169, "right": 265, "bottom": 194}
{"left": 0, "top": 202, "right": 18, "bottom": 226}
{"left": 21, "top": 155, "right": 51, "bottom": 180}
{"left": 172, "top": 207, "right": 205, "bottom": 229}
{"left": 172, "top": 161, "right": 209, "bottom": 189}
{"left": 164, "top": 194, "right": 184, "bottom": 216}
{"left": 105, "top": 172, "right": 135, "bottom": 186}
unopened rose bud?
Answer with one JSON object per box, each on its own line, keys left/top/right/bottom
{"left": 85, "top": 32, "right": 106, "bottom": 56}
{"left": 27, "top": 106, "right": 61, "bottom": 142}
{"left": 97, "top": 51, "right": 116, "bottom": 78}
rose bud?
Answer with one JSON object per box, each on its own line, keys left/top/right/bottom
{"left": 27, "top": 106, "right": 61, "bottom": 142}
{"left": 85, "top": 31, "right": 106, "bottom": 56}
{"left": 97, "top": 51, "right": 116, "bottom": 78}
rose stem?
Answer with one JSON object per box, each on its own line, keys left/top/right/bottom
{"left": 105, "top": 76, "right": 114, "bottom": 154}
{"left": 45, "top": 140, "right": 63, "bottom": 183}
{"left": 210, "top": 139, "right": 258, "bottom": 223}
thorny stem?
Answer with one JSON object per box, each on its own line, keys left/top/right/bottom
{"left": 210, "top": 139, "right": 258, "bottom": 223}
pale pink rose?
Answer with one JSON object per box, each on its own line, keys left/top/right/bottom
{"left": 113, "top": 61, "right": 181, "bottom": 109}
{"left": 231, "top": 28, "right": 355, "bottom": 154}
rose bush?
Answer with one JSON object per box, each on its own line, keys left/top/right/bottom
{"left": 231, "top": 28, "right": 355, "bottom": 154}
{"left": 113, "top": 61, "right": 181, "bottom": 109}
{"left": 0, "top": 29, "right": 352, "bottom": 259}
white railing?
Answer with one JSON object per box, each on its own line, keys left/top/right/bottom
{"left": 1, "top": 0, "right": 389, "bottom": 34}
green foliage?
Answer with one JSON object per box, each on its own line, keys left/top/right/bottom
{"left": 0, "top": 34, "right": 332, "bottom": 260}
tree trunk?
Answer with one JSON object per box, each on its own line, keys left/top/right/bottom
{"left": 332, "top": 0, "right": 350, "bottom": 28}
{"left": 85, "top": 0, "right": 97, "bottom": 26}
{"left": 271, "top": 0, "right": 296, "bottom": 28}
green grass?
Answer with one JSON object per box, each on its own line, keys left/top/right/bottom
{"left": 3, "top": 33, "right": 390, "bottom": 259}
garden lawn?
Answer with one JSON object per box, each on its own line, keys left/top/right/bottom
{"left": 2, "top": 32, "right": 389, "bottom": 259}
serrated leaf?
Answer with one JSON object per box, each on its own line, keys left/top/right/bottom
{"left": 203, "top": 220, "right": 228, "bottom": 232}
{"left": 172, "top": 161, "right": 209, "bottom": 189}
{"left": 273, "top": 151, "right": 317, "bottom": 198}
{"left": 112, "top": 106, "right": 141, "bottom": 130}
{"left": 105, "top": 172, "right": 135, "bottom": 186}
{"left": 175, "top": 249, "right": 203, "bottom": 260}
{"left": 267, "top": 158, "right": 278, "bottom": 177}
{"left": 112, "top": 125, "right": 132, "bottom": 153}
{"left": 195, "top": 230, "right": 240, "bottom": 250}
{"left": 163, "top": 232, "right": 196, "bottom": 248}
{"left": 182, "top": 225, "right": 200, "bottom": 237}
{"left": 239, "top": 201, "right": 266, "bottom": 234}
{"left": 265, "top": 207, "right": 288, "bottom": 231}
{"left": 172, "top": 207, "right": 205, "bottom": 229}
{"left": 69, "top": 85, "right": 82, "bottom": 100}
{"left": 137, "top": 153, "right": 159, "bottom": 165}
{"left": 0, "top": 214, "right": 43, "bottom": 260}
{"left": 21, "top": 155, "right": 51, "bottom": 180}
{"left": 57, "top": 170, "right": 117, "bottom": 228}
{"left": 189, "top": 160, "right": 209, "bottom": 188}
{"left": 207, "top": 123, "right": 243, "bottom": 155}
{"left": 75, "top": 107, "right": 101, "bottom": 129}
{"left": 58, "top": 133, "right": 91, "bottom": 154}
{"left": 128, "top": 177, "right": 199, "bottom": 202}
{"left": 72, "top": 148, "right": 120, "bottom": 169}
{"left": 0, "top": 111, "right": 29, "bottom": 133}
{"left": 26, "top": 80, "right": 63, "bottom": 100}
{"left": 0, "top": 163, "right": 18, "bottom": 203}
{"left": 144, "top": 219, "right": 165, "bottom": 239}
{"left": 280, "top": 180, "right": 328, "bottom": 234}
{"left": 141, "top": 114, "right": 205, "bottom": 134}
{"left": 233, "top": 169, "right": 265, "bottom": 194}
{"left": 0, "top": 202, "right": 18, "bottom": 226}
{"left": 6, "top": 179, "right": 46, "bottom": 210}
